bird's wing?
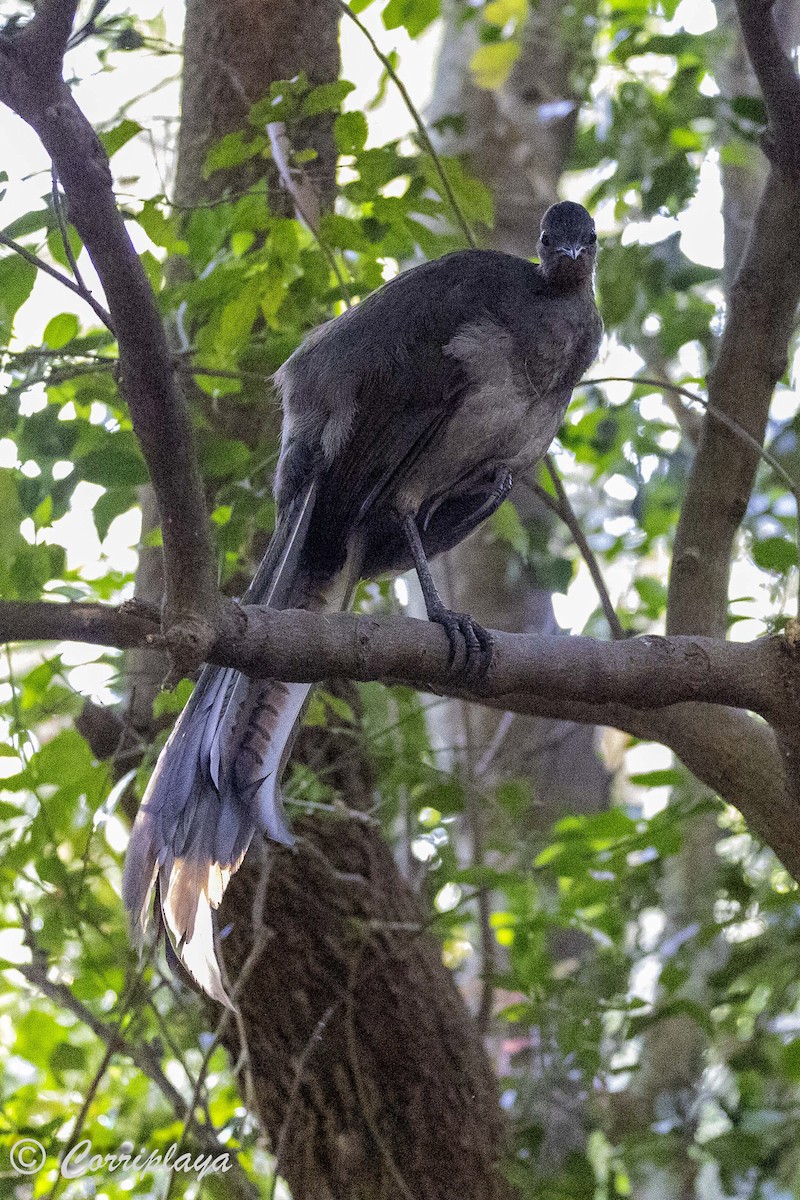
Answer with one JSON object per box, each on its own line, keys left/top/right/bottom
{"left": 313, "top": 337, "right": 469, "bottom": 538}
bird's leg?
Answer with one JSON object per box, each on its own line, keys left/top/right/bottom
{"left": 399, "top": 511, "right": 493, "bottom": 679}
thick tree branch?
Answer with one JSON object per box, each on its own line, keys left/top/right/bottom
{"left": 667, "top": 3, "right": 800, "bottom": 637}
{"left": 1, "top": 597, "right": 797, "bottom": 725}
{"left": 12, "top": 0, "right": 77, "bottom": 85}
{"left": 8, "top": 595, "right": 800, "bottom": 923}
{"left": 0, "top": 4, "right": 223, "bottom": 663}
{"left": 736, "top": 0, "right": 800, "bottom": 172}
{"left": 0, "top": 599, "right": 161, "bottom": 646}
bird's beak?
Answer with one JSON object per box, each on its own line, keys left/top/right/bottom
{"left": 556, "top": 243, "right": 583, "bottom": 260}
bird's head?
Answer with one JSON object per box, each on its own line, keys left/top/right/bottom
{"left": 537, "top": 201, "right": 597, "bottom": 285}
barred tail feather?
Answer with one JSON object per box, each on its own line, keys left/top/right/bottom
{"left": 122, "top": 480, "right": 323, "bottom": 1006}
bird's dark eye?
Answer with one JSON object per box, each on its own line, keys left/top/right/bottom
{"left": 587, "top": 230, "right": 597, "bottom": 243}
{"left": 540, "top": 233, "right": 550, "bottom": 246}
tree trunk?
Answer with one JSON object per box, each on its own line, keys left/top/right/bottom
{"left": 175, "top": 0, "right": 341, "bottom": 211}
{"left": 137, "top": 2, "right": 515, "bottom": 1195}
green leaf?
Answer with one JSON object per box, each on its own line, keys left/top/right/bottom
{"left": 319, "top": 213, "right": 372, "bottom": 252}
{"left": 137, "top": 198, "right": 188, "bottom": 254}
{"left": 3, "top": 208, "right": 52, "bottom": 239}
{"left": 43, "top": 312, "right": 79, "bottom": 350}
{"left": 300, "top": 80, "right": 355, "bottom": 118}
{"left": 0, "top": 252, "right": 37, "bottom": 340}
{"left": 92, "top": 490, "right": 137, "bottom": 542}
{"left": 79, "top": 438, "right": 150, "bottom": 487}
{"left": 382, "top": 0, "right": 440, "bottom": 37}
{"left": 633, "top": 576, "right": 667, "bottom": 616}
{"left": 50, "top": 1042, "right": 88, "bottom": 1078}
{"left": 781, "top": 1039, "right": 800, "bottom": 1082}
{"left": 217, "top": 285, "right": 261, "bottom": 352}
{"left": 753, "top": 536, "right": 796, "bottom": 575}
{"left": 32, "top": 495, "right": 53, "bottom": 529}
{"left": 98, "top": 119, "right": 143, "bottom": 158}
{"left": 0, "top": 470, "right": 24, "bottom": 571}
{"left": 205, "top": 129, "right": 265, "bottom": 177}
{"left": 34, "top": 728, "right": 95, "bottom": 787}
{"left": 47, "top": 225, "right": 83, "bottom": 271}
{"left": 139, "top": 249, "right": 164, "bottom": 292}
{"left": 491, "top": 501, "right": 528, "bottom": 556}
{"left": 470, "top": 40, "right": 520, "bottom": 89}
{"left": 629, "top": 769, "right": 683, "bottom": 788}
{"left": 334, "top": 111, "right": 369, "bottom": 155}
{"left": 198, "top": 437, "right": 251, "bottom": 479}
{"left": 420, "top": 156, "right": 494, "bottom": 227}
{"left": 483, "top": 0, "right": 525, "bottom": 25}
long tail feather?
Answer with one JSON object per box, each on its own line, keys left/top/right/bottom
{"left": 123, "top": 480, "right": 328, "bottom": 1007}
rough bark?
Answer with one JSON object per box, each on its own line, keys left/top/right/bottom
{"left": 175, "top": 0, "right": 340, "bottom": 212}
{"left": 220, "top": 819, "right": 511, "bottom": 1200}
{"left": 668, "top": 0, "right": 800, "bottom": 640}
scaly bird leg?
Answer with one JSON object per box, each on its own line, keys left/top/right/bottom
{"left": 399, "top": 511, "right": 493, "bottom": 680}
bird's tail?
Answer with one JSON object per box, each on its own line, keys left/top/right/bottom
{"left": 122, "top": 480, "right": 348, "bottom": 1006}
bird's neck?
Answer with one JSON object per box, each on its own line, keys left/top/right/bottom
{"left": 547, "top": 273, "right": 595, "bottom": 298}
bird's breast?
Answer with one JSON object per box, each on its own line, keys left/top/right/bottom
{"left": 394, "top": 315, "right": 578, "bottom": 514}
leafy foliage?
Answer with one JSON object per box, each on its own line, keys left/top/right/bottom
{"left": 1, "top": 1, "right": 799, "bottom": 1198}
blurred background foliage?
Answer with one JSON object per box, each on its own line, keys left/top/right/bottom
{"left": 1, "top": 0, "right": 800, "bottom": 1196}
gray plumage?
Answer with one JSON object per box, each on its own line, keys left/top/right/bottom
{"left": 123, "top": 200, "right": 603, "bottom": 1005}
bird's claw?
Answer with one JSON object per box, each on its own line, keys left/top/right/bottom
{"left": 430, "top": 606, "right": 493, "bottom": 682}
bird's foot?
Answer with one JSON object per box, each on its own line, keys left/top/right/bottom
{"left": 429, "top": 603, "right": 494, "bottom": 682}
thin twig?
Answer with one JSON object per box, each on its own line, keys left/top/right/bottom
{"left": 45, "top": 1038, "right": 117, "bottom": 1200}
{"left": 0, "top": 345, "right": 113, "bottom": 361}
{"left": 539, "top": 455, "right": 626, "bottom": 639}
{"left": 334, "top": 0, "right": 477, "bottom": 249}
{"left": 0, "top": 229, "right": 114, "bottom": 332}
{"left": 3, "top": 360, "right": 115, "bottom": 400}
{"left": 176, "top": 361, "right": 273, "bottom": 385}
{"left": 266, "top": 120, "right": 352, "bottom": 305}
{"left": 474, "top": 710, "right": 515, "bottom": 778}
{"left": 18, "top": 924, "right": 173, "bottom": 1101}
{"left": 584, "top": 375, "right": 800, "bottom": 501}
{"left": 585, "top": 374, "right": 800, "bottom": 617}
{"left": 51, "top": 165, "right": 87, "bottom": 291}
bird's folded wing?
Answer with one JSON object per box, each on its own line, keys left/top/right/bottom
{"left": 315, "top": 340, "right": 468, "bottom": 536}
